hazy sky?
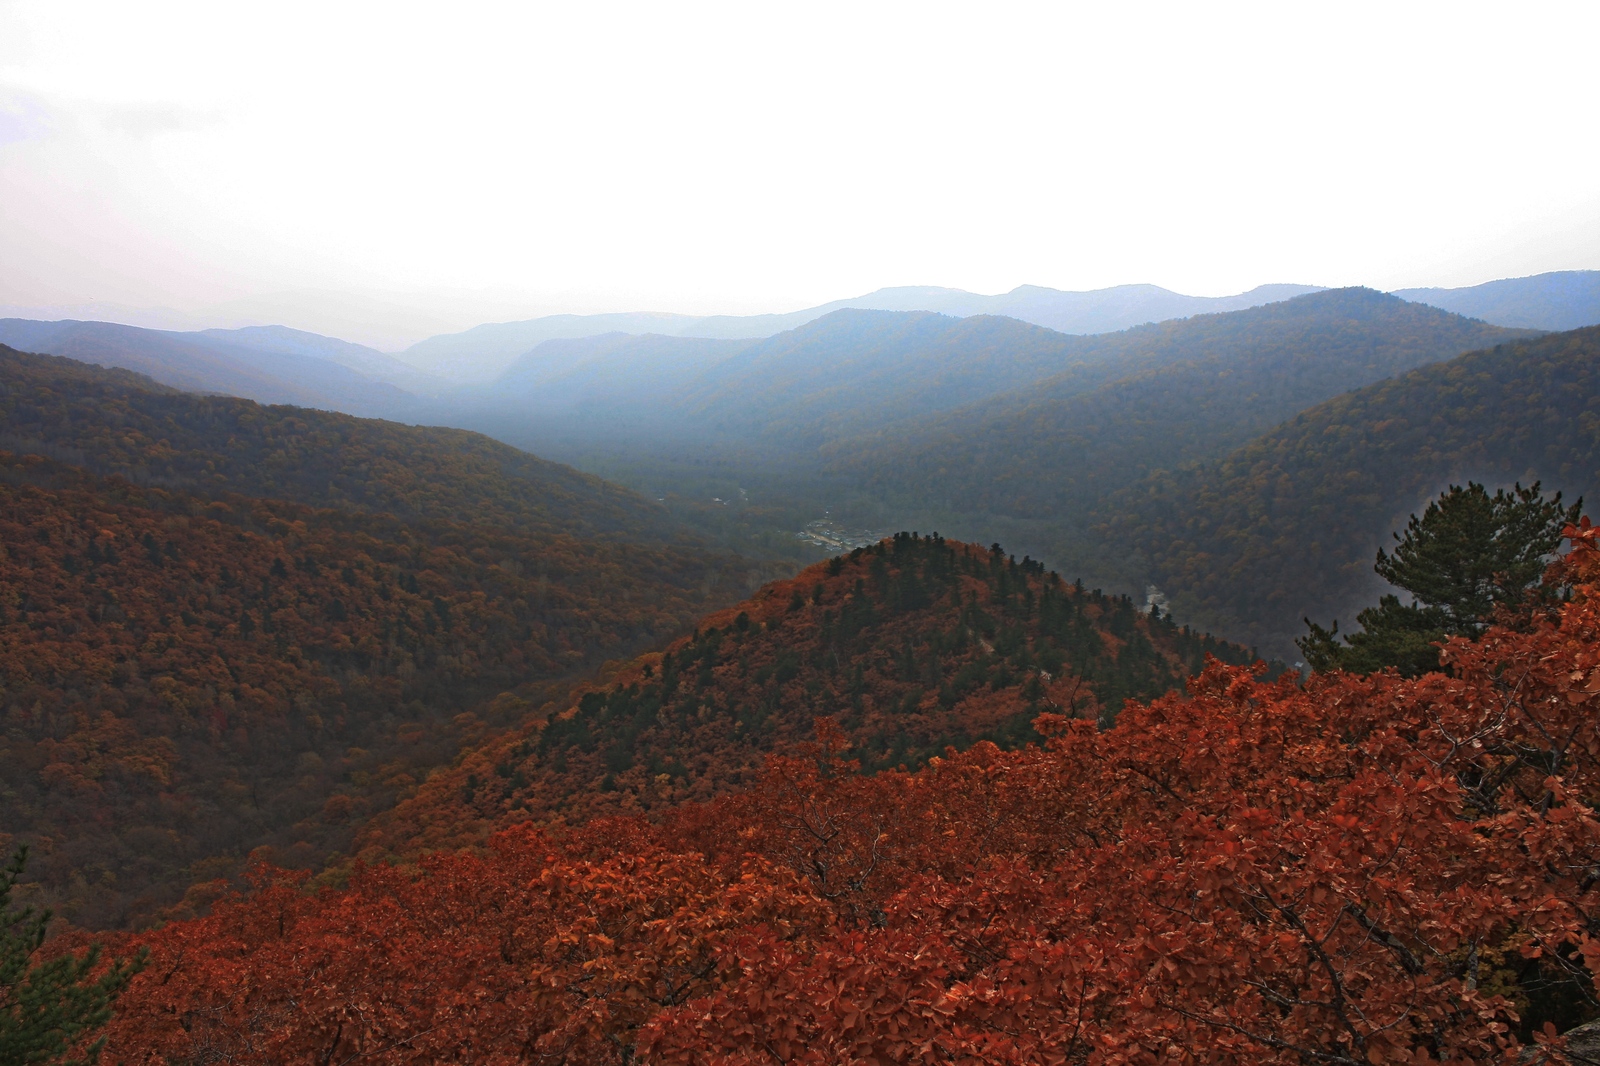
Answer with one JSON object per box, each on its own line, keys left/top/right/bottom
{"left": 2, "top": 1, "right": 1597, "bottom": 348}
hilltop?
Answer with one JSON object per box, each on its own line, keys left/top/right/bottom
{"left": 352, "top": 532, "right": 1252, "bottom": 859}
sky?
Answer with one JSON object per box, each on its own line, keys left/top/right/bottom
{"left": 1, "top": 0, "right": 1597, "bottom": 349}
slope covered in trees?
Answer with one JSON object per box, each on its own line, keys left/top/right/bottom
{"left": 822, "top": 289, "right": 1532, "bottom": 522}
{"left": 0, "top": 349, "right": 759, "bottom": 927}
{"left": 351, "top": 533, "right": 1252, "bottom": 861}
{"left": 1105, "top": 326, "right": 1600, "bottom": 656}
{"left": 73, "top": 518, "right": 1600, "bottom": 1064}
{"left": 0, "top": 346, "right": 679, "bottom": 540}
{"left": 0, "top": 455, "right": 743, "bottom": 928}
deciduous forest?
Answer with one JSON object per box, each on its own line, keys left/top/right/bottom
{"left": 5, "top": 315, "right": 1600, "bottom": 1064}
{"left": 0, "top": 349, "right": 763, "bottom": 926}
{"left": 43, "top": 518, "right": 1600, "bottom": 1064}
{"left": 350, "top": 533, "right": 1252, "bottom": 861}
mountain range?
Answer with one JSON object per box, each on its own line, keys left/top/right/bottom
{"left": 4, "top": 269, "right": 1600, "bottom": 664}
{"left": 393, "top": 282, "right": 1328, "bottom": 382}
{"left": 3, "top": 271, "right": 1595, "bottom": 413}
{"left": 447, "top": 290, "right": 1539, "bottom": 625}
{"left": 395, "top": 270, "right": 1599, "bottom": 382}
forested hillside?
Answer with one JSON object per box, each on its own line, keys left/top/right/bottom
{"left": 823, "top": 289, "right": 1532, "bottom": 521}
{"left": 73, "top": 519, "right": 1600, "bottom": 1064}
{"left": 351, "top": 533, "right": 1252, "bottom": 860}
{"left": 0, "top": 349, "right": 759, "bottom": 927}
{"left": 1105, "top": 326, "right": 1600, "bottom": 655}
{"left": 0, "top": 346, "right": 677, "bottom": 539}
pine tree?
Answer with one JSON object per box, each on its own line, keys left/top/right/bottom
{"left": 0, "top": 847, "right": 145, "bottom": 1065}
{"left": 1299, "top": 482, "right": 1581, "bottom": 675}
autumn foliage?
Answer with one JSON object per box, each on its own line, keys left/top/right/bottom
{"left": 0, "top": 347, "right": 758, "bottom": 927}
{"left": 65, "top": 519, "right": 1600, "bottom": 1062}
{"left": 351, "top": 533, "right": 1249, "bottom": 859}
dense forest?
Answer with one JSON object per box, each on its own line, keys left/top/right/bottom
{"left": 12, "top": 311, "right": 1600, "bottom": 1063}
{"left": 1106, "top": 326, "right": 1600, "bottom": 655}
{"left": 349, "top": 533, "right": 1253, "bottom": 862}
{"left": 0, "top": 349, "right": 763, "bottom": 927}
{"left": 50, "top": 516, "right": 1600, "bottom": 1063}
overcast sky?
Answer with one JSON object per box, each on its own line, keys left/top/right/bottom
{"left": 2, "top": 0, "right": 1597, "bottom": 348}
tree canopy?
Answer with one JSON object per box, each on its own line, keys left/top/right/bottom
{"left": 1299, "top": 481, "right": 1580, "bottom": 674}
{"left": 69, "top": 516, "right": 1600, "bottom": 1063}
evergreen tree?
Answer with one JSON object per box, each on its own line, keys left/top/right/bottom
{"left": 1299, "top": 482, "right": 1581, "bottom": 676}
{"left": 0, "top": 846, "right": 145, "bottom": 1065}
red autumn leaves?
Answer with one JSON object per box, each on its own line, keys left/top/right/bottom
{"left": 77, "top": 522, "right": 1600, "bottom": 1062}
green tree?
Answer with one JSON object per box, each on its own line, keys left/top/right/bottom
{"left": 1299, "top": 482, "right": 1581, "bottom": 676}
{"left": 1, "top": 846, "right": 145, "bottom": 1065}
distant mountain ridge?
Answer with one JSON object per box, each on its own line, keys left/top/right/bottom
{"left": 393, "top": 271, "right": 1600, "bottom": 383}
{"left": 0, "top": 318, "right": 433, "bottom": 417}
{"left": 196, "top": 324, "right": 447, "bottom": 396}
{"left": 462, "top": 289, "right": 1532, "bottom": 466}
{"left": 394, "top": 282, "right": 1329, "bottom": 381}
{"left": 1392, "top": 270, "right": 1600, "bottom": 332}
{"left": 5, "top": 270, "right": 1593, "bottom": 401}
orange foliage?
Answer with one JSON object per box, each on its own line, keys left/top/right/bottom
{"left": 81, "top": 521, "right": 1600, "bottom": 1063}
{"left": 353, "top": 534, "right": 1249, "bottom": 860}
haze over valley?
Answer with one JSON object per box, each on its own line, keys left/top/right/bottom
{"left": 6, "top": 270, "right": 1596, "bottom": 657}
